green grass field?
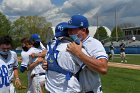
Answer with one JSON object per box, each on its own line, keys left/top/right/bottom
{"left": 109, "top": 54, "right": 140, "bottom": 65}
{"left": 101, "top": 67, "right": 140, "bottom": 93}
{"left": 16, "top": 54, "right": 140, "bottom": 93}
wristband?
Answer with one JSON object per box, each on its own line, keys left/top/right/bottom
{"left": 16, "top": 78, "right": 20, "bottom": 80}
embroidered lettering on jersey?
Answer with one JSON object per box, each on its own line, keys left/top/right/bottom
{"left": 0, "top": 65, "right": 10, "bottom": 88}
{"left": 48, "top": 57, "right": 54, "bottom": 63}
{"left": 8, "top": 64, "right": 13, "bottom": 68}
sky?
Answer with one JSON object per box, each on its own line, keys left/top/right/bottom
{"left": 0, "top": 0, "right": 140, "bottom": 30}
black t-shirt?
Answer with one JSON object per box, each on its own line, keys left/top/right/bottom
{"left": 109, "top": 45, "right": 114, "bottom": 50}
{"left": 120, "top": 43, "right": 125, "bottom": 52}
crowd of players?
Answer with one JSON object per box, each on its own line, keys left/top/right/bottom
{"left": 0, "top": 15, "right": 108, "bottom": 93}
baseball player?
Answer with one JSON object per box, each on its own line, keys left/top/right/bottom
{"left": 27, "top": 34, "right": 46, "bottom": 93}
{"left": 42, "top": 22, "right": 89, "bottom": 93}
{"left": 109, "top": 42, "right": 115, "bottom": 60}
{"left": 0, "top": 35, "right": 22, "bottom": 93}
{"left": 0, "top": 36, "right": 10, "bottom": 93}
{"left": 120, "top": 40, "right": 127, "bottom": 63}
{"left": 66, "top": 15, "right": 108, "bottom": 93}
{"left": 20, "top": 37, "right": 34, "bottom": 93}
{"left": 0, "top": 59, "right": 10, "bottom": 93}
{"left": 20, "top": 35, "right": 47, "bottom": 93}
{"left": 20, "top": 37, "right": 46, "bottom": 73}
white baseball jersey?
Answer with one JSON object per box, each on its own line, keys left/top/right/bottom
{"left": 1, "top": 51, "right": 18, "bottom": 93}
{"left": 0, "top": 56, "right": 10, "bottom": 93}
{"left": 21, "top": 50, "right": 29, "bottom": 68}
{"left": 28, "top": 47, "right": 46, "bottom": 93}
{"left": 28, "top": 47, "right": 46, "bottom": 75}
{"left": 1, "top": 51, "right": 18, "bottom": 82}
{"left": 79, "top": 35, "right": 108, "bottom": 93}
{"left": 20, "top": 42, "right": 46, "bottom": 92}
{"left": 45, "top": 40, "right": 87, "bottom": 93}
{"left": 21, "top": 42, "right": 46, "bottom": 69}
{"left": 21, "top": 50, "right": 32, "bottom": 90}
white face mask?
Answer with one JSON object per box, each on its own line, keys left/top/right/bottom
{"left": 0, "top": 51, "right": 10, "bottom": 55}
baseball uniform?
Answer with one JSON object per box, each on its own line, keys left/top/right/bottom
{"left": 28, "top": 46, "right": 46, "bottom": 93}
{"left": 0, "top": 58, "right": 10, "bottom": 93}
{"left": 20, "top": 42, "right": 46, "bottom": 93}
{"left": 0, "top": 51, "right": 18, "bottom": 93}
{"left": 45, "top": 39, "right": 88, "bottom": 93}
{"left": 79, "top": 35, "right": 108, "bottom": 93}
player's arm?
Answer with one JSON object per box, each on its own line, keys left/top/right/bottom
{"left": 30, "top": 49, "right": 47, "bottom": 58}
{"left": 39, "top": 49, "right": 47, "bottom": 57}
{"left": 42, "top": 60, "right": 48, "bottom": 70}
{"left": 28, "top": 57, "right": 44, "bottom": 70}
{"left": 14, "top": 67, "right": 22, "bottom": 88}
{"left": 67, "top": 42, "right": 108, "bottom": 75}
{"left": 20, "top": 53, "right": 29, "bottom": 73}
{"left": 13, "top": 52, "right": 22, "bottom": 88}
{"left": 14, "top": 68, "right": 20, "bottom": 79}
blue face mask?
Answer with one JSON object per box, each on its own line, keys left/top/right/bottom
{"left": 69, "top": 34, "right": 80, "bottom": 45}
{"left": 0, "top": 50, "right": 10, "bottom": 56}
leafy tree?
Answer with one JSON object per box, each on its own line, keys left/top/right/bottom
{"left": 0, "top": 12, "right": 11, "bottom": 36}
{"left": 111, "top": 26, "right": 124, "bottom": 41}
{"left": 94, "top": 26, "right": 109, "bottom": 41}
{"left": 11, "top": 16, "right": 53, "bottom": 47}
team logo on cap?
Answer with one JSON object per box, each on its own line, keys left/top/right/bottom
{"left": 68, "top": 19, "right": 72, "bottom": 24}
{"left": 58, "top": 25, "right": 64, "bottom": 31}
{"left": 80, "top": 22, "right": 84, "bottom": 26}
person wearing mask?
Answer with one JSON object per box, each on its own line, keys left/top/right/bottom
{"left": 0, "top": 35, "right": 22, "bottom": 93}
{"left": 66, "top": 15, "right": 108, "bottom": 93}
{"left": 42, "top": 22, "right": 89, "bottom": 93}
{"left": 27, "top": 34, "right": 47, "bottom": 93}
{"left": 0, "top": 35, "right": 11, "bottom": 93}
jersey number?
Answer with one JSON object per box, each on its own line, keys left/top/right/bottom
{"left": 0, "top": 65, "right": 10, "bottom": 88}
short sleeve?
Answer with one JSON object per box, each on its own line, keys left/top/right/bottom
{"left": 13, "top": 51, "right": 18, "bottom": 68}
{"left": 21, "top": 51, "right": 30, "bottom": 68}
{"left": 57, "top": 51, "right": 81, "bottom": 74}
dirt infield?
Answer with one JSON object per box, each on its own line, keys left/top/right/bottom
{"left": 108, "top": 62, "right": 140, "bottom": 70}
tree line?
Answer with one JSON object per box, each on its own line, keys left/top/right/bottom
{"left": 0, "top": 12, "right": 54, "bottom": 49}
{"left": 1, "top": 12, "right": 134, "bottom": 48}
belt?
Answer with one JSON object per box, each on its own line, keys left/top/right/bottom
{"left": 35, "top": 73, "right": 45, "bottom": 76}
{"left": 31, "top": 73, "right": 45, "bottom": 78}
{"left": 86, "top": 91, "right": 94, "bottom": 93}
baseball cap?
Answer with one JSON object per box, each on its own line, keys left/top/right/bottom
{"left": 30, "top": 34, "right": 41, "bottom": 42}
{"left": 67, "top": 14, "right": 89, "bottom": 28}
{"left": 55, "top": 22, "right": 69, "bottom": 38}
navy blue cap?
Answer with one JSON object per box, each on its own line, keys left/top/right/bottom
{"left": 30, "top": 34, "right": 41, "bottom": 42}
{"left": 55, "top": 22, "right": 69, "bottom": 38}
{"left": 67, "top": 15, "right": 89, "bottom": 28}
